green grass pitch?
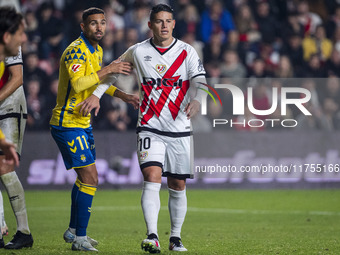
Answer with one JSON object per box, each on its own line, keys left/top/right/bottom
{"left": 1, "top": 189, "right": 340, "bottom": 254}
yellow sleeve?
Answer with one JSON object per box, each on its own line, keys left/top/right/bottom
{"left": 0, "top": 129, "right": 5, "bottom": 140}
{"left": 65, "top": 47, "right": 100, "bottom": 94}
{"left": 105, "top": 85, "right": 117, "bottom": 97}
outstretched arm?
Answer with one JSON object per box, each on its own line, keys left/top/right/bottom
{"left": 77, "top": 88, "right": 139, "bottom": 117}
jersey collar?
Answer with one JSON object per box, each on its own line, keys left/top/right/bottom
{"left": 150, "top": 38, "right": 177, "bottom": 55}
{"left": 80, "top": 32, "right": 97, "bottom": 54}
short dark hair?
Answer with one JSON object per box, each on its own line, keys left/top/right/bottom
{"left": 82, "top": 7, "right": 104, "bottom": 23}
{"left": 0, "top": 6, "right": 23, "bottom": 44}
{"left": 150, "top": 4, "right": 174, "bottom": 21}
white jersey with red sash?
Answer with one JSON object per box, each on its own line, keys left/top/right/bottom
{"left": 121, "top": 38, "right": 205, "bottom": 136}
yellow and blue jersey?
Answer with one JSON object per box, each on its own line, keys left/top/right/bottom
{"left": 50, "top": 33, "right": 103, "bottom": 128}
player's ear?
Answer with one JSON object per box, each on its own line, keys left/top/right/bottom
{"left": 148, "top": 21, "right": 152, "bottom": 29}
{"left": 2, "top": 31, "right": 11, "bottom": 45}
{"left": 172, "top": 19, "right": 176, "bottom": 29}
{"left": 80, "top": 22, "right": 85, "bottom": 32}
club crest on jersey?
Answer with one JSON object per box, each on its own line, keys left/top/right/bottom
{"left": 139, "top": 151, "right": 148, "bottom": 160}
{"left": 156, "top": 64, "right": 167, "bottom": 74}
{"left": 71, "top": 64, "right": 81, "bottom": 73}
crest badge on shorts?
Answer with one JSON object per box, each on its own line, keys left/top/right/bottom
{"left": 80, "top": 154, "right": 86, "bottom": 162}
{"left": 156, "top": 64, "right": 167, "bottom": 74}
{"left": 140, "top": 151, "right": 148, "bottom": 160}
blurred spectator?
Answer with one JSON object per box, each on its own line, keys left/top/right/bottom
{"left": 23, "top": 10, "right": 40, "bottom": 53}
{"left": 320, "top": 97, "right": 340, "bottom": 130}
{"left": 325, "top": 48, "right": 340, "bottom": 76}
{"left": 275, "top": 55, "right": 294, "bottom": 78}
{"left": 203, "top": 32, "right": 225, "bottom": 64}
{"left": 101, "top": 31, "right": 116, "bottom": 67}
{"left": 281, "top": 11, "right": 304, "bottom": 44}
{"left": 124, "top": 3, "right": 150, "bottom": 41}
{"left": 23, "top": 52, "right": 50, "bottom": 94}
{"left": 302, "top": 54, "right": 326, "bottom": 77}
{"left": 200, "top": 0, "right": 235, "bottom": 43}
{"left": 181, "top": 32, "right": 204, "bottom": 60}
{"left": 94, "top": 96, "right": 135, "bottom": 131}
{"left": 259, "top": 43, "right": 280, "bottom": 73}
{"left": 325, "top": 5, "right": 340, "bottom": 38}
{"left": 255, "top": 1, "right": 279, "bottom": 44}
{"left": 247, "top": 58, "right": 274, "bottom": 78}
{"left": 37, "top": 2, "right": 68, "bottom": 60}
{"left": 297, "top": 0, "right": 322, "bottom": 36}
{"left": 104, "top": 4, "right": 125, "bottom": 43}
{"left": 281, "top": 33, "right": 304, "bottom": 72}
{"left": 302, "top": 25, "right": 333, "bottom": 61}
{"left": 175, "top": 4, "right": 200, "bottom": 39}
{"left": 220, "top": 49, "right": 247, "bottom": 81}
{"left": 45, "top": 73, "right": 59, "bottom": 115}
{"left": 235, "top": 4, "right": 261, "bottom": 43}
{"left": 205, "top": 61, "right": 221, "bottom": 85}
{"left": 318, "top": 76, "right": 340, "bottom": 104}
{"left": 26, "top": 78, "right": 48, "bottom": 130}
{"left": 66, "top": 6, "right": 83, "bottom": 42}
{"left": 21, "top": 0, "right": 43, "bottom": 13}
{"left": 124, "top": 27, "right": 140, "bottom": 49}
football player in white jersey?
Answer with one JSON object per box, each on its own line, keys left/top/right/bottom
{"left": 78, "top": 4, "right": 207, "bottom": 253}
{"left": 0, "top": 6, "right": 33, "bottom": 249}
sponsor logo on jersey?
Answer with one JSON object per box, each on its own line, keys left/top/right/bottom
{"left": 142, "top": 77, "right": 184, "bottom": 88}
{"left": 144, "top": 55, "right": 152, "bottom": 61}
{"left": 156, "top": 64, "right": 167, "bottom": 74}
{"left": 140, "top": 151, "right": 148, "bottom": 160}
{"left": 71, "top": 64, "right": 81, "bottom": 73}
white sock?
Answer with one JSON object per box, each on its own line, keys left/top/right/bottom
{"left": 1, "top": 172, "right": 30, "bottom": 234}
{"left": 141, "top": 181, "right": 161, "bottom": 237}
{"left": 168, "top": 188, "right": 187, "bottom": 238}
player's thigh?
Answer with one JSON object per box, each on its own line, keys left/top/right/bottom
{"left": 0, "top": 87, "right": 26, "bottom": 156}
{"left": 164, "top": 136, "right": 192, "bottom": 179}
{"left": 137, "top": 132, "right": 165, "bottom": 181}
{"left": 51, "top": 126, "right": 96, "bottom": 170}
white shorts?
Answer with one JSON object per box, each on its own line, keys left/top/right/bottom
{"left": 137, "top": 131, "right": 194, "bottom": 179}
{"left": 0, "top": 86, "right": 27, "bottom": 156}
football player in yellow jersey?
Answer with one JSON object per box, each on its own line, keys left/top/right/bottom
{"left": 0, "top": 6, "right": 34, "bottom": 250}
{"left": 50, "top": 7, "right": 138, "bottom": 252}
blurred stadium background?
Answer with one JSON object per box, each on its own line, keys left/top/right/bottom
{"left": 1, "top": 0, "right": 340, "bottom": 253}
{"left": 0, "top": 0, "right": 338, "bottom": 189}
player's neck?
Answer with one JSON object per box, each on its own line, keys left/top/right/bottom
{"left": 152, "top": 37, "right": 174, "bottom": 48}
{"left": 87, "top": 37, "right": 99, "bottom": 49}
